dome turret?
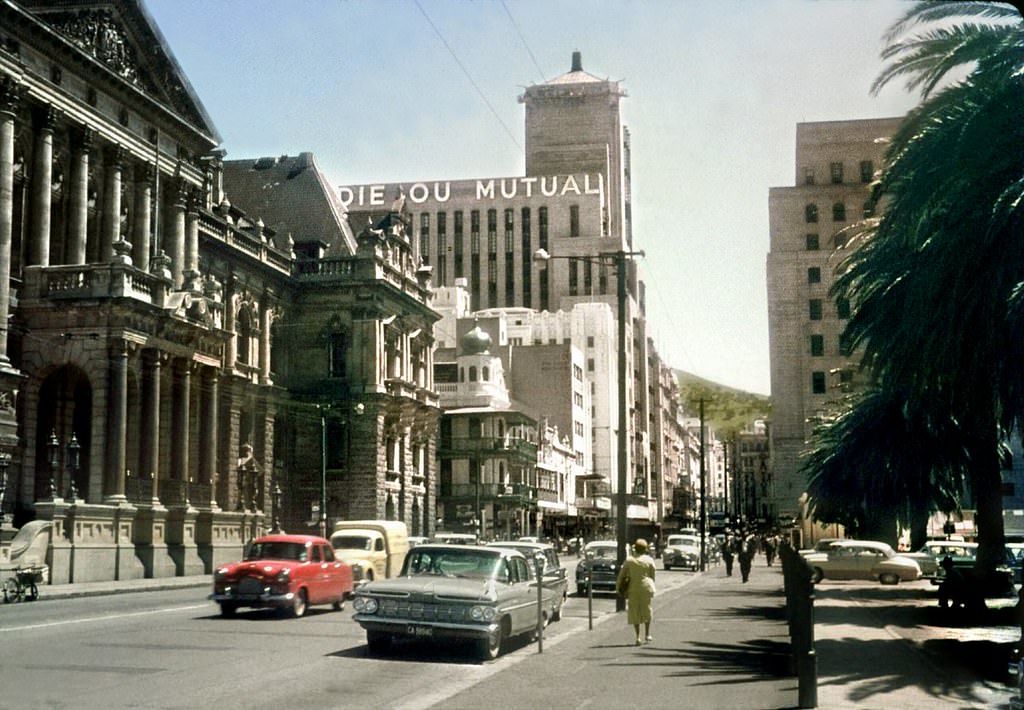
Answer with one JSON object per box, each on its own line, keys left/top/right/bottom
{"left": 461, "top": 321, "right": 492, "bottom": 355}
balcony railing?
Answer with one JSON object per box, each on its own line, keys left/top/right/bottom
{"left": 437, "top": 436, "right": 537, "bottom": 458}
{"left": 446, "top": 483, "right": 537, "bottom": 502}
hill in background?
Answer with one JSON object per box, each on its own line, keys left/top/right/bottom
{"left": 675, "top": 370, "right": 772, "bottom": 439}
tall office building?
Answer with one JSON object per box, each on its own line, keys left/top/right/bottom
{"left": 766, "top": 117, "right": 902, "bottom": 529}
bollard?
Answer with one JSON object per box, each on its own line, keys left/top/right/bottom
{"left": 586, "top": 549, "right": 595, "bottom": 630}
{"left": 534, "top": 552, "right": 545, "bottom": 653}
{"left": 796, "top": 561, "right": 818, "bottom": 709}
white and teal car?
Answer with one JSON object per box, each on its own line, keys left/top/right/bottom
{"left": 352, "top": 544, "right": 551, "bottom": 660}
{"left": 662, "top": 534, "right": 700, "bottom": 570}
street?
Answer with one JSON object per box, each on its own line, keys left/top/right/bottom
{"left": 0, "top": 557, "right": 699, "bottom": 710}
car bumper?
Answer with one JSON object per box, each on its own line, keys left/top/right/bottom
{"left": 210, "top": 590, "right": 295, "bottom": 607}
{"left": 353, "top": 615, "right": 496, "bottom": 641}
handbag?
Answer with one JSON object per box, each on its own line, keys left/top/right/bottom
{"left": 641, "top": 576, "right": 656, "bottom": 595}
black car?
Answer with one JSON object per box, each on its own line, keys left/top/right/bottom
{"left": 575, "top": 541, "right": 620, "bottom": 595}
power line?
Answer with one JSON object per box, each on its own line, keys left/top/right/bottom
{"left": 500, "top": 0, "right": 546, "bottom": 83}
{"left": 413, "top": 0, "right": 522, "bottom": 152}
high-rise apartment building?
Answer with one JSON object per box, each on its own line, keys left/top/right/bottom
{"left": 766, "top": 117, "right": 902, "bottom": 525}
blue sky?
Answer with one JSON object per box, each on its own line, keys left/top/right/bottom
{"left": 145, "top": 0, "right": 921, "bottom": 395}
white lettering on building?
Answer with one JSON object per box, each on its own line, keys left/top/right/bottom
{"left": 477, "top": 180, "right": 495, "bottom": 200}
{"left": 339, "top": 174, "right": 603, "bottom": 208}
{"left": 559, "top": 175, "right": 581, "bottom": 196}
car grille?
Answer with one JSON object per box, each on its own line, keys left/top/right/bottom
{"left": 239, "top": 577, "right": 266, "bottom": 595}
{"left": 378, "top": 598, "right": 469, "bottom": 622}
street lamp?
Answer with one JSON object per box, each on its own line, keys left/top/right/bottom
{"left": 66, "top": 433, "right": 80, "bottom": 500}
{"left": 46, "top": 430, "right": 60, "bottom": 499}
{"left": 534, "top": 247, "right": 643, "bottom": 613}
{"left": 0, "top": 451, "right": 10, "bottom": 523}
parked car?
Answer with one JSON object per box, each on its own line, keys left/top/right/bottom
{"left": 575, "top": 541, "right": 620, "bottom": 595}
{"left": 903, "top": 541, "right": 978, "bottom": 581}
{"left": 211, "top": 534, "right": 353, "bottom": 618}
{"left": 798, "top": 538, "right": 843, "bottom": 558}
{"left": 803, "top": 540, "right": 921, "bottom": 585}
{"left": 351, "top": 544, "right": 551, "bottom": 660}
{"left": 487, "top": 541, "right": 567, "bottom": 621}
{"left": 407, "top": 536, "right": 430, "bottom": 548}
{"left": 662, "top": 534, "right": 700, "bottom": 570}
{"left": 432, "top": 532, "right": 479, "bottom": 545}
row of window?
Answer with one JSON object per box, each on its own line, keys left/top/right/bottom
{"left": 808, "top": 333, "right": 853, "bottom": 358}
{"left": 804, "top": 160, "right": 874, "bottom": 186}
{"left": 811, "top": 368, "right": 854, "bottom": 394}
{"left": 418, "top": 206, "right": 561, "bottom": 260}
{"left": 804, "top": 200, "right": 875, "bottom": 224}
{"left": 808, "top": 298, "right": 850, "bottom": 321}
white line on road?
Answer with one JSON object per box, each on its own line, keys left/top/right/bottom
{"left": 0, "top": 604, "right": 210, "bottom": 633}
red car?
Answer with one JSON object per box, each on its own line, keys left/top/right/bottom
{"left": 211, "top": 534, "right": 353, "bottom": 618}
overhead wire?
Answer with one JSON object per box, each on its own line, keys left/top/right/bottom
{"left": 500, "top": 0, "right": 546, "bottom": 83}
{"left": 413, "top": 0, "right": 522, "bottom": 152}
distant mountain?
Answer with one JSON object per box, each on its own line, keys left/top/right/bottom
{"left": 674, "top": 370, "right": 772, "bottom": 438}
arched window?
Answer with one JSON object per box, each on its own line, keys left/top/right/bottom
{"left": 469, "top": 366, "right": 477, "bottom": 382}
{"left": 804, "top": 204, "right": 818, "bottom": 223}
{"left": 832, "top": 202, "right": 846, "bottom": 222}
{"left": 459, "top": 367, "right": 465, "bottom": 382}
{"left": 482, "top": 366, "right": 490, "bottom": 381}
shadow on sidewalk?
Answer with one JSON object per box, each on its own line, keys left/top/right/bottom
{"left": 816, "top": 636, "right": 1011, "bottom": 707}
{"left": 593, "top": 638, "right": 792, "bottom": 683}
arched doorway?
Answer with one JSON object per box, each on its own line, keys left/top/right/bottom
{"left": 36, "top": 366, "right": 92, "bottom": 501}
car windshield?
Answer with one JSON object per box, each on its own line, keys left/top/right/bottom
{"left": 245, "top": 541, "right": 307, "bottom": 562}
{"left": 403, "top": 548, "right": 503, "bottom": 579}
{"left": 587, "top": 545, "right": 617, "bottom": 559}
{"left": 332, "top": 535, "right": 372, "bottom": 551}
{"left": 668, "top": 537, "right": 697, "bottom": 547}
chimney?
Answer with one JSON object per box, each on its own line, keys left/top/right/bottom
{"left": 571, "top": 51, "right": 582, "bottom": 73}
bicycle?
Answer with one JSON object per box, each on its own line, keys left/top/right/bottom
{"left": 2, "top": 565, "right": 43, "bottom": 603}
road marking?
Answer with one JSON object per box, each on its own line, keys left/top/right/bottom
{"left": 0, "top": 604, "right": 209, "bottom": 633}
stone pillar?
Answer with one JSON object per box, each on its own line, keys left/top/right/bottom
{"left": 173, "top": 358, "right": 191, "bottom": 494}
{"left": 105, "top": 339, "right": 129, "bottom": 503}
{"left": 141, "top": 349, "right": 163, "bottom": 504}
{"left": 132, "top": 163, "right": 153, "bottom": 272}
{"left": 200, "top": 366, "right": 219, "bottom": 509}
{"left": 28, "top": 105, "right": 58, "bottom": 266}
{"left": 259, "top": 305, "right": 273, "bottom": 385}
{"left": 0, "top": 78, "right": 20, "bottom": 364}
{"left": 167, "top": 182, "right": 186, "bottom": 288}
{"left": 100, "top": 146, "right": 124, "bottom": 262}
{"left": 66, "top": 128, "right": 93, "bottom": 265}
{"left": 184, "top": 189, "right": 200, "bottom": 290}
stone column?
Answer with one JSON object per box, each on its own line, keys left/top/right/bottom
{"left": 167, "top": 182, "right": 186, "bottom": 288}
{"left": 141, "top": 349, "right": 163, "bottom": 504}
{"left": 28, "top": 105, "right": 58, "bottom": 266}
{"left": 105, "top": 339, "right": 129, "bottom": 503}
{"left": 66, "top": 128, "right": 93, "bottom": 265}
{"left": 0, "top": 79, "right": 20, "bottom": 363}
{"left": 184, "top": 189, "right": 200, "bottom": 290}
{"left": 100, "top": 146, "right": 125, "bottom": 262}
{"left": 200, "top": 366, "right": 219, "bottom": 509}
{"left": 132, "top": 163, "right": 153, "bottom": 272}
{"left": 259, "top": 305, "right": 273, "bottom": 385}
{"left": 172, "top": 358, "right": 191, "bottom": 495}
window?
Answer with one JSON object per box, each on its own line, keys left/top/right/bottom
{"left": 810, "top": 334, "right": 824, "bottom": 357}
{"left": 329, "top": 332, "right": 347, "bottom": 378}
{"left": 806, "top": 234, "right": 820, "bottom": 251}
{"left": 804, "top": 167, "right": 815, "bottom": 185}
{"left": 419, "top": 213, "right": 430, "bottom": 260}
{"left": 839, "top": 331, "right": 853, "bottom": 357}
{"left": 836, "top": 297, "right": 851, "bottom": 319}
{"left": 859, "top": 160, "right": 874, "bottom": 183}
{"left": 569, "top": 205, "right": 580, "bottom": 237}
{"left": 809, "top": 299, "right": 822, "bottom": 320}
{"left": 807, "top": 267, "right": 821, "bottom": 284}
{"left": 538, "top": 206, "right": 548, "bottom": 250}
{"left": 587, "top": 336, "right": 595, "bottom": 348}
{"left": 805, "top": 204, "right": 818, "bottom": 223}
{"left": 469, "top": 366, "right": 478, "bottom": 382}
{"left": 812, "top": 371, "right": 827, "bottom": 394}
{"left": 587, "top": 357, "right": 594, "bottom": 372}
{"left": 830, "top": 162, "right": 843, "bottom": 184}
{"left": 832, "top": 202, "right": 846, "bottom": 222}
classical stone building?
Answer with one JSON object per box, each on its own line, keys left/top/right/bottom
{"left": 0, "top": 0, "right": 439, "bottom": 582}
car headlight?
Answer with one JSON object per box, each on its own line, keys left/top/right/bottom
{"left": 353, "top": 596, "right": 378, "bottom": 614}
{"left": 214, "top": 568, "right": 229, "bottom": 579}
{"left": 470, "top": 605, "right": 497, "bottom": 622}
{"left": 275, "top": 569, "right": 291, "bottom": 583}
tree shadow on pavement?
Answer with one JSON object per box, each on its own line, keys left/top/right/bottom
{"left": 815, "top": 636, "right": 1012, "bottom": 707}
{"left": 595, "top": 638, "right": 792, "bottom": 682}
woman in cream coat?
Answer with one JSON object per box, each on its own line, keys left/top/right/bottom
{"left": 616, "top": 538, "right": 657, "bottom": 645}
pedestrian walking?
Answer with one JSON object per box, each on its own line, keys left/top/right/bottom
{"left": 721, "top": 535, "right": 735, "bottom": 576}
{"left": 763, "top": 534, "right": 777, "bottom": 567}
{"left": 616, "top": 538, "right": 657, "bottom": 645}
{"left": 738, "top": 534, "right": 755, "bottom": 582}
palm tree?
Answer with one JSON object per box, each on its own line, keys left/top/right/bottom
{"left": 811, "top": 2, "right": 1024, "bottom": 571}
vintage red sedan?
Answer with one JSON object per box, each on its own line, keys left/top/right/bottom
{"left": 211, "top": 534, "right": 353, "bottom": 618}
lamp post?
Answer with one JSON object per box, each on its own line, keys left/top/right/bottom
{"left": 66, "top": 433, "right": 80, "bottom": 500}
{"left": 319, "top": 404, "right": 328, "bottom": 539}
{"left": 534, "top": 247, "right": 643, "bottom": 613}
{"left": 0, "top": 451, "right": 10, "bottom": 524}
{"left": 46, "top": 430, "right": 60, "bottom": 499}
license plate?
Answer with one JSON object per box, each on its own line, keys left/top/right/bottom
{"left": 406, "top": 625, "right": 433, "bottom": 637}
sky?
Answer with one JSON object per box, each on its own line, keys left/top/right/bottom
{"left": 144, "top": 0, "right": 922, "bottom": 396}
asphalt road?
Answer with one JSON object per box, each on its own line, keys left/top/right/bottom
{"left": 0, "top": 558, "right": 700, "bottom": 710}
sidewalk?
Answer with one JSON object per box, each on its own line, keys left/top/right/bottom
{"left": 436, "top": 563, "right": 1019, "bottom": 710}
{"left": 34, "top": 574, "right": 209, "bottom": 600}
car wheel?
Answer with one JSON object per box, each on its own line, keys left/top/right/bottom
{"left": 663, "top": 562, "right": 672, "bottom": 571}
{"left": 289, "top": 588, "right": 308, "bottom": 618}
{"left": 366, "top": 630, "right": 391, "bottom": 654}
{"left": 552, "top": 599, "right": 563, "bottom": 622}
{"left": 811, "top": 568, "right": 824, "bottom": 584}
{"left": 219, "top": 602, "right": 237, "bottom": 618}
{"left": 879, "top": 573, "right": 900, "bottom": 585}
{"left": 332, "top": 597, "right": 345, "bottom": 611}
{"left": 577, "top": 585, "right": 586, "bottom": 596}
{"left": 477, "top": 623, "right": 504, "bottom": 661}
